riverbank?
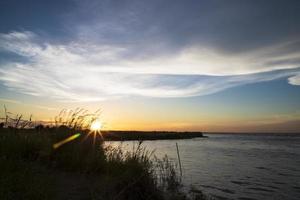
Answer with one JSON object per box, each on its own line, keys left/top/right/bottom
{"left": 0, "top": 127, "right": 207, "bottom": 200}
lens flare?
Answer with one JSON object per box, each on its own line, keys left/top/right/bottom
{"left": 53, "top": 133, "right": 81, "bottom": 149}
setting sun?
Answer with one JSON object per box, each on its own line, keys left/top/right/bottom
{"left": 90, "top": 120, "right": 102, "bottom": 131}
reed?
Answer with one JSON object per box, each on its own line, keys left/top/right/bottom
{"left": 176, "top": 142, "right": 183, "bottom": 178}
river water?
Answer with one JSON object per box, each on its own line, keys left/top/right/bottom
{"left": 106, "top": 134, "right": 300, "bottom": 200}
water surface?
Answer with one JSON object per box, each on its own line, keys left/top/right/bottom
{"left": 106, "top": 134, "right": 300, "bottom": 200}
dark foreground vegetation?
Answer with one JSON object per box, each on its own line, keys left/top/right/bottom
{"left": 0, "top": 108, "right": 208, "bottom": 200}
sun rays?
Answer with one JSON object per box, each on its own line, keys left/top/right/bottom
{"left": 82, "top": 119, "right": 104, "bottom": 145}
{"left": 90, "top": 120, "right": 102, "bottom": 131}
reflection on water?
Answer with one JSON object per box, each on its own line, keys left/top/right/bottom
{"left": 105, "top": 134, "right": 300, "bottom": 200}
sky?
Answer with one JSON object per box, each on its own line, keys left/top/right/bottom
{"left": 0, "top": 0, "right": 300, "bottom": 132}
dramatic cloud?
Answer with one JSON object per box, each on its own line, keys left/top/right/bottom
{"left": 0, "top": 31, "right": 299, "bottom": 102}
{"left": 0, "top": 0, "right": 300, "bottom": 102}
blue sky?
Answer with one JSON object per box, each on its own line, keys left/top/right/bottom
{"left": 0, "top": 0, "right": 300, "bottom": 132}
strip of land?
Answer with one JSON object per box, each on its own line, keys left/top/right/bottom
{"left": 101, "top": 130, "right": 205, "bottom": 141}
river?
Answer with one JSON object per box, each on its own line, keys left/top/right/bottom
{"left": 106, "top": 133, "right": 300, "bottom": 200}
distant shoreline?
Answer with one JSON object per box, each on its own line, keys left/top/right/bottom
{"left": 101, "top": 130, "right": 205, "bottom": 141}
{"left": 203, "top": 132, "right": 300, "bottom": 136}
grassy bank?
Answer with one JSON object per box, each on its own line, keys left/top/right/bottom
{"left": 0, "top": 110, "right": 208, "bottom": 200}
{"left": 0, "top": 109, "right": 205, "bottom": 200}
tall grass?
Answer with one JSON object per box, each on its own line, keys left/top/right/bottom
{"left": 0, "top": 105, "right": 33, "bottom": 130}
{"left": 0, "top": 108, "right": 208, "bottom": 200}
{"left": 54, "top": 108, "right": 101, "bottom": 130}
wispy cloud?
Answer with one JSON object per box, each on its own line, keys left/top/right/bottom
{"left": 0, "top": 97, "right": 57, "bottom": 111}
{"left": 0, "top": 31, "right": 299, "bottom": 102}
{"left": 288, "top": 74, "right": 300, "bottom": 85}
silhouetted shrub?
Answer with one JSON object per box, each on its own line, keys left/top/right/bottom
{"left": 35, "top": 124, "right": 44, "bottom": 132}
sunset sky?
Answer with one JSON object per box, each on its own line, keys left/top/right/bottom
{"left": 1, "top": 0, "right": 300, "bottom": 132}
